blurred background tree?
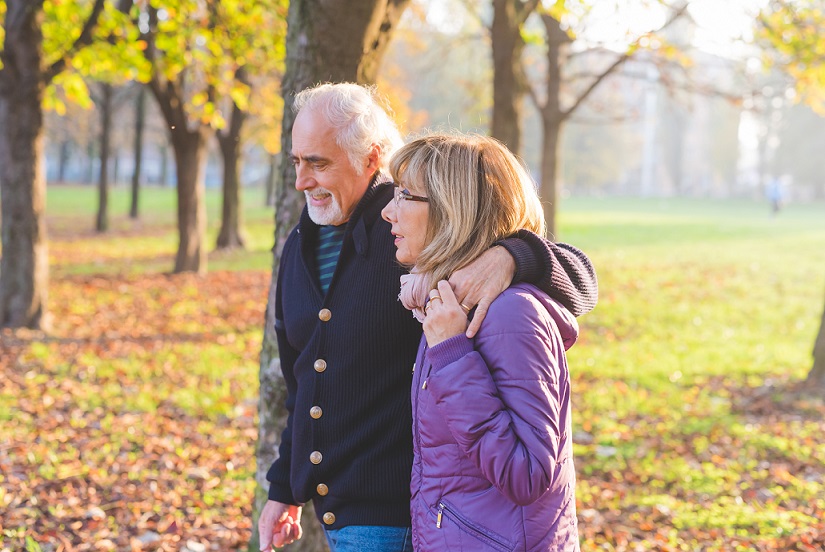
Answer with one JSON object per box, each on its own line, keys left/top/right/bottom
{"left": 0, "top": 0, "right": 131, "bottom": 330}
{"left": 124, "top": 0, "right": 287, "bottom": 273}
{"left": 758, "top": 0, "right": 825, "bottom": 387}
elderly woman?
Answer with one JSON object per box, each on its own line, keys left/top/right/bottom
{"left": 381, "top": 133, "right": 582, "bottom": 552}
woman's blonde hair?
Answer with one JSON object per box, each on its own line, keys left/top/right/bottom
{"left": 389, "top": 133, "right": 545, "bottom": 285}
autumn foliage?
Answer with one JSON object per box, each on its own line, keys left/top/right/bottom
{"left": 2, "top": 271, "right": 268, "bottom": 551}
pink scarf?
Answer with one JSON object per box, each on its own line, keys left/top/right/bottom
{"left": 398, "top": 270, "right": 430, "bottom": 322}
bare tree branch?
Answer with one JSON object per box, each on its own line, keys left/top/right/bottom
{"left": 517, "top": 0, "right": 540, "bottom": 23}
{"left": 560, "top": 3, "right": 689, "bottom": 120}
{"left": 116, "top": 0, "right": 134, "bottom": 13}
{"left": 560, "top": 51, "right": 628, "bottom": 120}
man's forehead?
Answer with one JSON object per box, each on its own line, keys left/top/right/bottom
{"left": 290, "top": 134, "right": 329, "bottom": 160}
{"left": 291, "top": 110, "right": 337, "bottom": 157}
{"left": 293, "top": 106, "right": 334, "bottom": 135}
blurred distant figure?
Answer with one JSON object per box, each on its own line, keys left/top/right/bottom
{"left": 766, "top": 176, "right": 785, "bottom": 216}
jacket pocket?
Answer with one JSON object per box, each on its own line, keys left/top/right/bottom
{"left": 436, "top": 500, "right": 516, "bottom": 552}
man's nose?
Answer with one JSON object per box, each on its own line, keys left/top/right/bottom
{"left": 295, "top": 168, "right": 315, "bottom": 191}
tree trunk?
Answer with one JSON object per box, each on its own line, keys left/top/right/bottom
{"left": 145, "top": 36, "right": 211, "bottom": 274}
{"left": 58, "top": 139, "right": 70, "bottom": 182}
{"left": 96, "top": 83, "right": 113, "bottom": 233}
{"left": 532, "top": 9, "right": 644, "bottom": 232}
{"left": 113, "top": 149, "right": 120, "bottom": 185}
{"left": 807, "top": 299, "right": 825, "bottom": 387}
{"left": 160, "top": 143, "right": 169, "bottom": 187}
{"left": 265, "top": 153, "right": 278, "bottom": 207}
{"left": 130, "top": 85, "right": 145, "bottom": 219}
{"left": 537, "top": 14, "right": 569, "bottom": 240}
{"left": 170, "top": 127, "right": 209, "bottom": 274}
{"left": 538, "top": 117, "right": 562, "bottom": 240}
{"left": 663, "top": 106, "right": 686, "bottom": 194}
{"left": 86, "top": 140, "right": 96, "bottom": 183}
{"left": 216, "top": 68, "right": 248, "bottom": 250}
{"left": 490, "top": 0, "right": 538, "bottom": 156}
{"left": 0, "top": 1, "right": 50, "bottom": 330}
{"left": 251, "top": 2, "right": 410, "bottom": 550}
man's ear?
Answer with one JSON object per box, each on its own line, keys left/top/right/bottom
{"left": 366, "top": 144, "right": 381, "bottom": 174}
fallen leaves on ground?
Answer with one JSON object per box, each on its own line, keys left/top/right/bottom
{"left": 2, "top": 271, "right": 268, "bottom": 552}
{"left": 3, "top": 270, "right": 825, "bottom": 551}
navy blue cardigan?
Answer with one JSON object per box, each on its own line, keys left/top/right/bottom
{"left": 266, "top": 181, "right": 597, "bottom": 529}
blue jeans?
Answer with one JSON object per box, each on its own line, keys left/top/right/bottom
{"left": 324, "top": 525, "right": 413, "bottom": 552}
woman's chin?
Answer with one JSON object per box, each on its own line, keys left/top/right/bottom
{"left": 396, "top": 251, "right": 415, "bottom": 265}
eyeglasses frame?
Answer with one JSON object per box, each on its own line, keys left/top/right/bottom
{"left": 393, "top": 183, "right": 429, "bottom": 206}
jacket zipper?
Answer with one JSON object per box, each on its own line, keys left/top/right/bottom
{"left": 436, "top": 501, "right": 514, "bottom": 551}
{"left": 412, "top": 348, "right": 427, "bottom": 459}
{"left": 421, "top": 357, "right": 434, "bottom": 390}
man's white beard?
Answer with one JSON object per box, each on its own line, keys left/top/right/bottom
{"left": 305, "top": 190, "right": 346, "bottom": 226}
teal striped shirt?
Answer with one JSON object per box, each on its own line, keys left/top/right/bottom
{"left": 316, "top": 225, "right": 347, "bottom": 294}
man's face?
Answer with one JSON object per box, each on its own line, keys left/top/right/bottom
{"left": 291, "top": 107, "right": 377, "bottom": 226}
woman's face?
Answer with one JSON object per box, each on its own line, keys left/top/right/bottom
{"left": 381, "top": 182, "right": 430, "bottom": 265}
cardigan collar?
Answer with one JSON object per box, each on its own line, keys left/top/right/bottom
{"left": 346, "top": 171, "right": 393, "bottom": 226}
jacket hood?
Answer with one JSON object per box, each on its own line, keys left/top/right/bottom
{"left": 523, "top": 284, "right": 579, "bottom": 351}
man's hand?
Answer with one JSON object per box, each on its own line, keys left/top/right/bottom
{"left": 448, "top": 246, "right": 515, "bottom": 338}
{"left": 259, "top": 500, "right": 303, "bottom": 550}
{"left": 422, "top": 281, "right": 469, "bottom": 347}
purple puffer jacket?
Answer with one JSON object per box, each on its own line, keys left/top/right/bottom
{"left": 410, "top": 283, "right": 580, "bottom": 552}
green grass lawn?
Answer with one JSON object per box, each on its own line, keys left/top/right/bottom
{"left": 560, "top": 196, "right": 825, "bottom": 550}
{"left": 2, "top": 185, "right": 824, "bottom": 551}
{"left": 46, "top": 184, "right": 277, "bottom": 275}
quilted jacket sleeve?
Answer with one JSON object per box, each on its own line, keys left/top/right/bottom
{"left": 425, "top": 289, "right": 572, "bottom": 506}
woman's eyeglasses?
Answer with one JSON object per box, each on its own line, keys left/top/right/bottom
{"left": 393, "top": 184, "right": 429, "bottom": 206}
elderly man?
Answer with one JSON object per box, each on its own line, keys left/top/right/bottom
{"left": 258, "top": 82, "right": 597, "bottom": 552}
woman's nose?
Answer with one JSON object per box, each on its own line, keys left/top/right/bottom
{"left": 381, "top": 199, "right": 396, "bottom": 223}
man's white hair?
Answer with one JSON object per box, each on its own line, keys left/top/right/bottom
{"left": 293, "top": 82, "right": 404, "bottom": 175}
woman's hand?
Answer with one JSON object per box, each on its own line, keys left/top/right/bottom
{"left": 423, "top": 280, "right": 469, "bottom": 346}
